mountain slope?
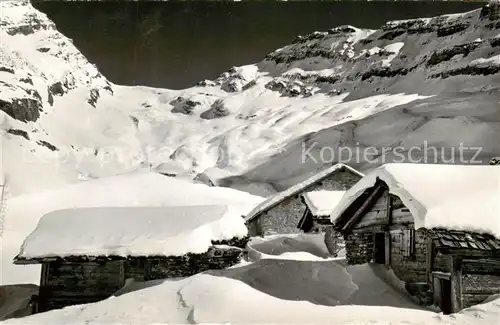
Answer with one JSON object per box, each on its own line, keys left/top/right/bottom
{"left": 1, "top": 1, "right": 499, "bottom": 197}
{"left": 105, "top": 7, "right": 500, "bottom": 194}
{"left": 0, "top": 0, "right": 140, "bottom": 196}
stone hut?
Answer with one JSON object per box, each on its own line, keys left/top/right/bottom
{"left": 330, "top": 163, "right": 500, "bottom": 314}
{"left": 297, "top": 190, "right": 346, "bottom": 256}
{"left": 13, "top": 206, "right": 248, "bottom": 314}
{"left": 244, "top": 163, "right": 363, "bottom": 237}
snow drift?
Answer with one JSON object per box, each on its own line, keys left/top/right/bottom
{"left": 2, "top": 262, "right": 500, "bottom": 325}
{"left": 16, "top": 205, "right": 248, "bottom": 260}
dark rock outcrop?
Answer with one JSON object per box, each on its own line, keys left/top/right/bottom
{"left": 200, "top": 99, "right": 229, "bottom": 119}
{"left": 87, "top": 89, "right": 100, "bottom": 107}
{"left": 361, "top": 66, "right": 416, "bottom": 81}
{"left": 36, "top": 140, "right": 58, "bottom": 151}
{"left": 426, "top": 42, "right": 481, "bottom": 67}
{"left": 0, "top": 66, "right": 14, "bottom": 74}
{"left": 436, "top": 22, "right": 470, "bottom": 37}
{"left": 129, "top": 115, "right": 139, "bottom": 128}
{"left": 430, "top": 64, "right": 500, "bottom": 79}
{"left": 48, "top": 82, "right": 65, "bottom": 96}
{"left": 0, "top": 98, "right": 42, "bottom": 122}
{"left": 170, "top": 96, "right": 201, "bottom": 115}
{"left": 264, "top": 78, "right": 318, "bottom": 97}
{"left": 490, "top": 157, "right": 500, "bottom": 165}
{"left": 481, "top": 2, "right": 500, "bottom": 21}
{"left": 7, "top": 129, "right": 29, "bottom": 140}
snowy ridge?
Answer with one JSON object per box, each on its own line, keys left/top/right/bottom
{"left": 15, "top": 205, "right": 247, "bottom": 260}
{"left": 302, "top": 190, "right": 346, "bottom": 217}
{"left": 330, "top": 163, "right": 500, "bottom": 238}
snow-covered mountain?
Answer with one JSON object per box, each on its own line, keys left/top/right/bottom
{"left": 1, "top": 0, "right": 500, "bottom": 197}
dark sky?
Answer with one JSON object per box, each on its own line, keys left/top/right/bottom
{"left": 34, "top": 1, "right": 483, "bottom": 89}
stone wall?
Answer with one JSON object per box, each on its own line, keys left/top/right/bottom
{"left": 344, "top": 232, "right": 374, "bottom": 264}
{"left": 144, "top": 246, "right": 243, "bottom": 280}
{"left": 462, "top": 273, "right": 500, "bottom": 308}
{"left": 250, "top": 169, "right": 361, "bottom": 236}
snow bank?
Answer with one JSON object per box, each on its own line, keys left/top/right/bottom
{"left": 4, "top": 263, "right": 500, "bottom": 325}
{"left": 247, "top": 233, "right": 334, "bottom": 261}
{"left": 302, "top": 190, "right": 346, "bottom": 217}
{"left": 16, "top": 205, "right": 247, "bottom": 260}
{"left": 331, "top": 163, "right": 500, "bottom": 238}
{"left": 245, "top": 163, "right": 362, "bottom": 222}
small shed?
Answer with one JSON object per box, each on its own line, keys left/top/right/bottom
{"left": 14, "top": 205, "right": 249, "bottom": 314}
{"left": 298, "top": 190, "right": 346, "bottom": 256}
{"left": 244, "top": 163, "right": 363, "bottom": 237}
{"left": 330, "top": 163, "right": 500, "bottom": 314}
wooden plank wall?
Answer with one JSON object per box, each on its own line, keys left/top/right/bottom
{"left": 39, "top": 261, "right": 124, "bottom": 312}
{"left": 389, "top": 228, "right": 428, "bottom": 283}
{"left": 39, "top": 247, "right": 244, "bottom": 313}
{"left": 351, "top": 190, "right": 389, "bottom": 231}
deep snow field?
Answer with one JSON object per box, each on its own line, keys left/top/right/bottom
{"left": 1, "top": 0, "right": 500, "bottom": 324}
{"left": 2, "top": 233, "right": 500, "bottom": 325}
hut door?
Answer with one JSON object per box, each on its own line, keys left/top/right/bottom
{"left": 439, "top": 279, "right": 453, "bottom": 315}
{"left": 373, "top": 232, "right": 386, "bottom": 264}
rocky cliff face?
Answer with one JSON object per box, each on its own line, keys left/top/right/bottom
{"left": 0, "top": 1, "right": 112, "bottom": 124}
{"left": 0, "top": 0, "right": 139, "bottom": 195}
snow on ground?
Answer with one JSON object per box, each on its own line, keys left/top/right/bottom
{"left": 248, "top": 233, "right": 333, "bottom": 259}
{"left": 2, "top": 261, "right": 500, "bottom": 325}
{"left": 303, "top": 190, "right": 346, "bottom": 217}
{"left": 3, "top": 233, "right": 500, "bottom": 324}
{"left": 16, "top": 205, "right": 247, "bottom": 260}
{"left": 0, "top": 172, "right": 264, "bottom": 285}
{"left": 0, "top": 285, "right": 37, "bottom": 321}
{"left": 330, "top": 163, "right": 500, "bottom": 238}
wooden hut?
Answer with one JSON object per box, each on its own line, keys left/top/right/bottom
{"left": 330, "top": 163, "right": 500, "bottom": 314}
{"left": 244, "top": 163, "right": 363, "bottom": 237}
{"left": 13, "top": 205, "right": 249, "bottom": 314}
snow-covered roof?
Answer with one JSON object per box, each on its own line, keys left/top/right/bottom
{"left": 302, "top": 191, "right": 346, "bottom": 217}
{"left": 245, "top": 163, "right": 363, "bottom": 223}
{"left": 330, "top": 163, "right": 500, "bottom": 238}
{"left": 16, "top": 205, "right": 248, "bottom": 261}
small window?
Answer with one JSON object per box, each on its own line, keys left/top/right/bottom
{"left": 401, "top": 229, "right": 415, "bottom": 258}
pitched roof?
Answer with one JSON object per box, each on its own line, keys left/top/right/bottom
{"left": 331, "top": 163, "right": 500, "bottom": 238}
{"left": 302, "top": 191, "right": 346, "bottom": 217}
{"left": 15, "top": 205, "right": 247, "bottom": 262}
{"left": 244, "top": 163, "right": 363, "bottom": 223}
